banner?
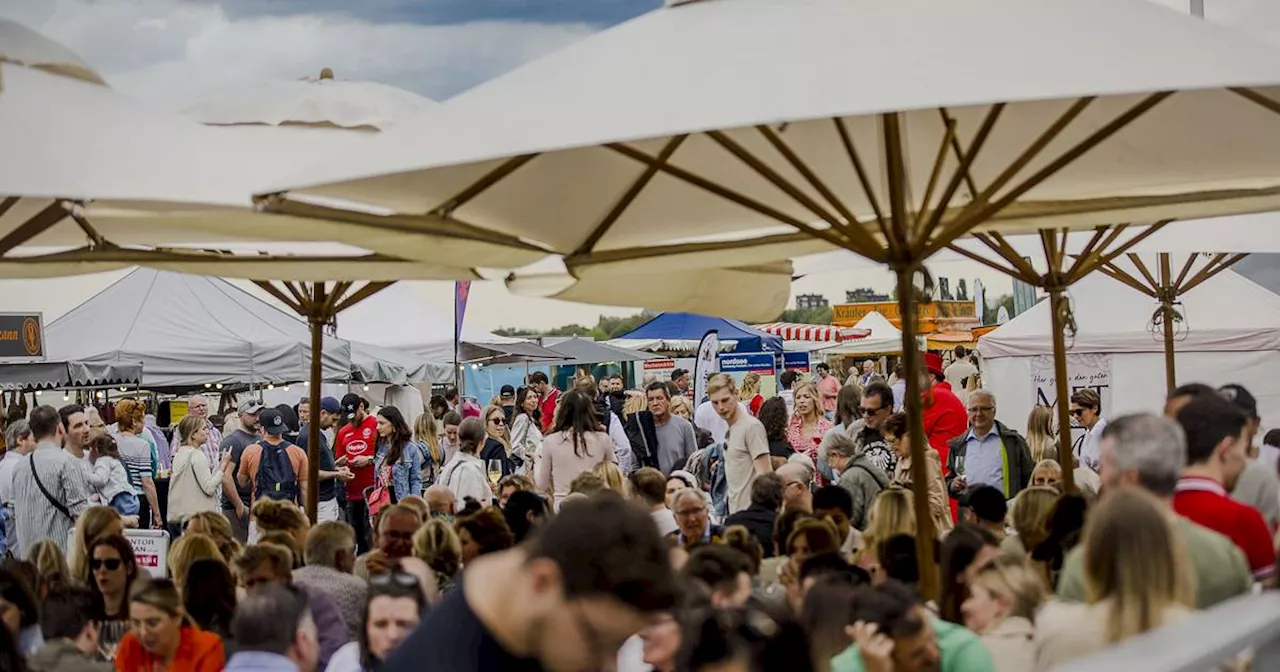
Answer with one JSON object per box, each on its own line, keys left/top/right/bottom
{"left": 693, "top": 330, "right": 719, "bottom": 405}
{"left": 454, "top": 281, "right": 472, "bottom": 345}
{"left": 0, "top": 313, "right": 44, "bottom": 361}
{"left": 1031, "top": 353, "right": 1112, "bottom": 454}
{"left": 720, "top": 352, "right": 778, "bottom": 400}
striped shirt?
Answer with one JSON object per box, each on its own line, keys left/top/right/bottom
{"left": 10, "top": 441, "right": 90, "bottom": 558}
{"left": 116, "top": 433, "right": 155, "bottom": 493}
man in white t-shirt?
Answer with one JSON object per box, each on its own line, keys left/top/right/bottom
{"left": 708, "top": 373, "right": 772, "bottom": 515}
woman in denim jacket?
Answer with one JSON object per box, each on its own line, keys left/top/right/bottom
{"left": 374, "top": 406, "right": 423, "bottom": 501}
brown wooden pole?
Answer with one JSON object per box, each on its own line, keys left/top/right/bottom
{"left": 894, "top": 263, "right": 939, "bottom": 600}
{"left": 304, "top": 284, "right": 325, "bottom": 524}
{"left": 1047, "top": 287, "right": 1077, "bottom": 494}
{"left": 1159, "top": 254, "right": 1178, "bottom": 395}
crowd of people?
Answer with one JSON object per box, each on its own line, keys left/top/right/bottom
{"left": 0, "top": 346, "right": 1277, "bottom": 671}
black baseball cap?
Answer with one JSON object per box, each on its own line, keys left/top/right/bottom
{"left": 500, "top": 385, "right": 516, "bottom": 399}
{"left": 320, "top": 396, "right": 341, "bottom": 414}
{"left": 1220, "top": 384, "right": 1259, "bottom": 420}
{"left": 340, "top": 393, "right": 364, "bottom": 415}
{"left": 259, "top": 409, "right": 287, "bottom": 436}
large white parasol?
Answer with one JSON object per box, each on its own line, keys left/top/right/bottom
{"left": 263, "top": 0, "right": 1280, "bottom": 319}
{"left": 257, "top": 0, "right": 1280, "bottom": 591}
{"left": 0, "top": 19, "right": 544, "bottom": 280}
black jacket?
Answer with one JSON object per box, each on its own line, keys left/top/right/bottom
{"left": 945, "top": 421, "right": 1036, "bottom": 502}
{"left": 724, "top": 504, "right": 778, "bottom": 557}
{"left": 625, "top": 411, "right": 661, "bottom": 471}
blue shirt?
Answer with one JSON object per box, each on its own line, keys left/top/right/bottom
{"left": 225, "top": 651, "right": 300, "bottom": 672}
{"left": 963, "top": 426, "right": 1004, "bottom": 494}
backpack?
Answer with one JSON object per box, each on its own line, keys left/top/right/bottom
{"left": 255, "top": 441, "right": 299, "bottom": 503}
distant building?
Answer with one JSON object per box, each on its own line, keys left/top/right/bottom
{"left": 845, "top": 287, "right": 889, "bottom": 303}
{"left": 796, "top": 293, "right": 829, "bottom": 309}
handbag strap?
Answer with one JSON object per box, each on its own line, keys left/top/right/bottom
{"left": 30, "top": 452, "right": 73, "bottom": 520}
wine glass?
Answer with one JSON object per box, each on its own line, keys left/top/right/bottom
{"left": 487, "top": 459, "right": 503, "bottom": 484}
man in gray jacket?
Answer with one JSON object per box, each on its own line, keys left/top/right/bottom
{"left": 824, "top": 433, "right": 891, "bottom": 529}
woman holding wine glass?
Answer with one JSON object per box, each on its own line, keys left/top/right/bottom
{"left": 479, "top": 404, "right": 518, "bottom": 478}
{"left": 437, "top": 418, "right": 493, "bottom": 511}
{"left": 534, "top": 390, "right": 616, "bottom": 509}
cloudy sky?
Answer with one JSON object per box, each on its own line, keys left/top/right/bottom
{"left": 3, "top": 0, "right": 1278, "bottom": 330}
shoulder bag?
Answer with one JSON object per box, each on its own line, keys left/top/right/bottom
{"left": 31, "top": 453, "right": 73, "bottom": 520}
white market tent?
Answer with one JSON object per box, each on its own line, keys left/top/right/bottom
{"left": 820, "top": 312, "right": 923, "bottom": 356}
{"left": 978, "top": 270, "right": 1280, "bottom": 435}
{"left": 44, "top": 269, "right": 449, "bottom": 390}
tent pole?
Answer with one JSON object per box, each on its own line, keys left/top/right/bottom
{"left": 1047, "top": 287, "right": 1078, "bottom": 494}
{"left": 893, "top": 262, "right": 939, "bottom": 600}
{"left": 304, "top": 284, "right": 325, "bottom": 524}
{"left": 1158, "top": 253, "right": 1178, "bottom": 395}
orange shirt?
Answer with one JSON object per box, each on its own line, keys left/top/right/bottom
{"left": 237, "top": 440, "right": 309, "bottom": 502}
{"left": 114, "top": 626, "right": 224, "bottom": 672}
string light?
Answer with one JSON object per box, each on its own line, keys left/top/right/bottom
{"left": 62, "top": 393, "right": 69, "bottom": 401}
{"left": 216, "top": 383, "right": 223, "bottom": 390}
{"left": 362, "top": 384, "right": 370, "bottom": 391}
{"left": 283, "top": 385, "right": 291, "bottom": 392}
{"left": 95, "top": 391, "right": 104, "bottom": 399}
{"left": 204, "top": 383, "right": 212, "bottom": 388}
{"left": 34, "top": 390, "right": 41, "bottom": 397}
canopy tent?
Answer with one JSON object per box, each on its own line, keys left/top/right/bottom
{"left": 820, "top": 312, "right": 923, "bottom": 356}
{"left": 610, "top": 312, "right": 783, "bottom": 353}
{"left": 754, "top": 322, "right": 869, "bottom": 343}
{"left": 332, "top": 282, "right": 561, "bottom": 365}
{"left": 978, "top": 270, "right": 1280, "bottom": 435}
{"left": 43, "top": 269, "right": 447, "bottom": 390}
{"left": 541, "top": 336, "right": 659, "bottom": 366}
{"left": 0, "top": 360, "right": 142, "bottom": 391}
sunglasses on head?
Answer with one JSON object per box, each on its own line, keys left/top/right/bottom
{"left": 91, "top": 558, "right": 122, "bottom": 571}
{"left": 369, "top": 571, "right": 421, "bottom": 590}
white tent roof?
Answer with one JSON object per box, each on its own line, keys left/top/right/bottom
{"left": 978, "top": 270, "right": 1280, "bottom": 357}
{"left": 820, "top": 311, "right": 919, "bottom": 355}
{"left": 44, "top": 269, "right": 448, "bottom": 388}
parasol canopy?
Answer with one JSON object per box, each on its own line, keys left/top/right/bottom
{"left": 261, "top": 0, "right": 1280, "bottom": 320}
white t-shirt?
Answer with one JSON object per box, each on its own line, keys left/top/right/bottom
{"left": 1078, "top": 417, "right": 1107, "bottom": 472}
{"left": 650, "top": 507, "right": 678, "bottom": 537}
{"left": 724, "top": 412, "right": 770, "bottom": 515}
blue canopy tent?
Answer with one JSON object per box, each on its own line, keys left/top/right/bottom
{"left": 608, "top": 312, "right": 783, "bottom": 353}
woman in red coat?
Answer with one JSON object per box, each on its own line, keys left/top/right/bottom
{"left": 920, "top": 352, "right": 969, "bottom": 521}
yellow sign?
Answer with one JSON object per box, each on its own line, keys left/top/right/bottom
{"left": 833, "top": 301, "right": 976, "bottom": 326}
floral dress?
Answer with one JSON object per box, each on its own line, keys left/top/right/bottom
{"left": 786, "top": 414, "right": 834, "bottom": 486}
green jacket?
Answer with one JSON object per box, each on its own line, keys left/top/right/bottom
{"left": 946, "top": 421, "right": 1036, "bottom": 501}
{"left": 830, "top": 618, "right": 995, "bottom": 672}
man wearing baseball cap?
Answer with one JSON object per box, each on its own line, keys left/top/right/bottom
{"left": 335, "top": 393, "right": 378, "bottom": 552}
{"left": 499, "top": 384, "right": 517, "bottom": 425}
{"left": 237, "top": 409, "right": 309, "bottom": 539}
{"left": 219, "top": 399, "right": 264, "bottom": 542}
{"left": 296, "top": 396, "right": 353, "bottom": 523}
{"left": 1221, "top": 383, "right": 1280, "bottom": 532}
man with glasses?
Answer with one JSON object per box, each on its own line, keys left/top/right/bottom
{"left": 776, "top": 461, "right": 814, "bottom": 512}
{"left": 171, "top": 395, "right": 221, "bottom": 476}
{"left": 946, "top": 390, "right": 1035, "bottom": 507}
{"left": 850, "top": 382, "right": 898, "bottom": 476}
{"left": 389, "top": 494, "right": 679, "bottom": 672}
{"left": 668, "top": 488, "right": 725, "bottom": 550}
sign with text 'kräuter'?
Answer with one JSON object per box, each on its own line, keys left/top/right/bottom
{"left": 0, "top": 313, "right": 44, "bottom": 362}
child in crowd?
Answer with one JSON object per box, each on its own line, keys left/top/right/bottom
{"left": 87, "top": 433, "right": 140, "bottom": 516}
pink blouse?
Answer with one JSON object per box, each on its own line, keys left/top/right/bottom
{"left": 786, "top": 414, "right": 834, "bottom": 486}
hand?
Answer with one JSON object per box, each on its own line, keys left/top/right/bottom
{"left": 950, "top": 475, "right": 967, "bottom": 492}
{"left": 151, "top": 512, "right": 163, "bottom": 529}
{"left": 234, "top": 503, "right": 247, "bottom": 519}
{"left": 351, "top": 456, "right": 373, "bottom": 468}
{"left": 778, "top": 558, "right": 799, "bottom": 588}
{"left": 121, "top": 515, "right": 140, "bottom": 529}
{"left": 846, "top": 621, "right": 895, "bottom": 672}
{"left": 337, "top": 467, "right": 355, "bottom": 481}
{"left": 335, "top": 456, "right": 348, "bottom": 467}
{"left": 219, "top": 451, "right": 233, "bottom": 469}
{"left": 364, "top": 550, "right": 390, "bottom": 576}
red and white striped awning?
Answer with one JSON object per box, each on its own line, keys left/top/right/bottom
{"left": 753, "top": 323, "right": 871, "bottom": 342}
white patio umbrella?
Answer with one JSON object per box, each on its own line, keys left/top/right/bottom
{"left": 0, "top": 19, "right": 544, "bottom": 280}
{"left": 257, "top": 0, "right": 1280, "bottom": 593}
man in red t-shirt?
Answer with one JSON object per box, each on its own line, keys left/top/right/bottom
{"left": 529, "top": 371, "right": 559, "bottom": 433}
{"left": 335, "top": 393, "right": 378, "bottom": 553}
{"left": 1173, "top": 393, "right": 1276, "bottom": 584}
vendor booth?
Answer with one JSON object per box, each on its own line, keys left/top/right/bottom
{"left": 979, "top": 270, "right": 1280, "bottom": 445}
{"left": 609, "top": 312, "right": 783, "bottom": 353}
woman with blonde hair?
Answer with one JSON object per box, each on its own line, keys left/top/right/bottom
{"left": 962, "top": 556, "right": 1047, "bottom": 672}
{"left": 1025, "top": 406, "right": 1058, "bottom": 463}
{"left": 28, "top": 538, "right": 71, "bottom": 591}
{"left": 69, "top": 505, "right": 123, "bottom": 584}
{"left": 741, "top": 372, "right": 764, "bottom": 416}
{"left": 167, "top": 533, "right": 225, "bottom": 588}
{"left": 786, "top": 382, "right": 834, "bottom": 484}
{"left": 184, "top": 511, "right": 241, "bottom": 561}
{"left": 114, "top": 579, "right": 225, "bottom": 671}
{"left": 115, "top": 398, "right": 163, "bottom": 529}
{"left": 479, "top": 404, "right": 516, "bottom": 477}
{"left": 1034, "top": 486, "right": 1194, "bottom": 670}
{"left": 669, "top": 395, "right": 693, "bottom": 423}
{"left": 855, "top": 487, "right": 916, "bottom": 575}
{"left": 592, "top": 459, "right": 626, "bottom": 495}
{"left": 412, "top": 518, "right": 463, "bottom": 593}
{"left": 250, "top": 497, "right": 310, "bottom": 550}
{"left": 1002, "top": 486, "right": 1060, "bottom": 559}
{"left": 169, "top": 414, "right": 233, "bottom": 538}
{"left": 415, "top": 410, "right": 447, "bottom": 488}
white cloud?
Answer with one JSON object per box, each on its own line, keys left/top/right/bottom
{"left": 2, "top": 0, "right": 596, "bottom": 109}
